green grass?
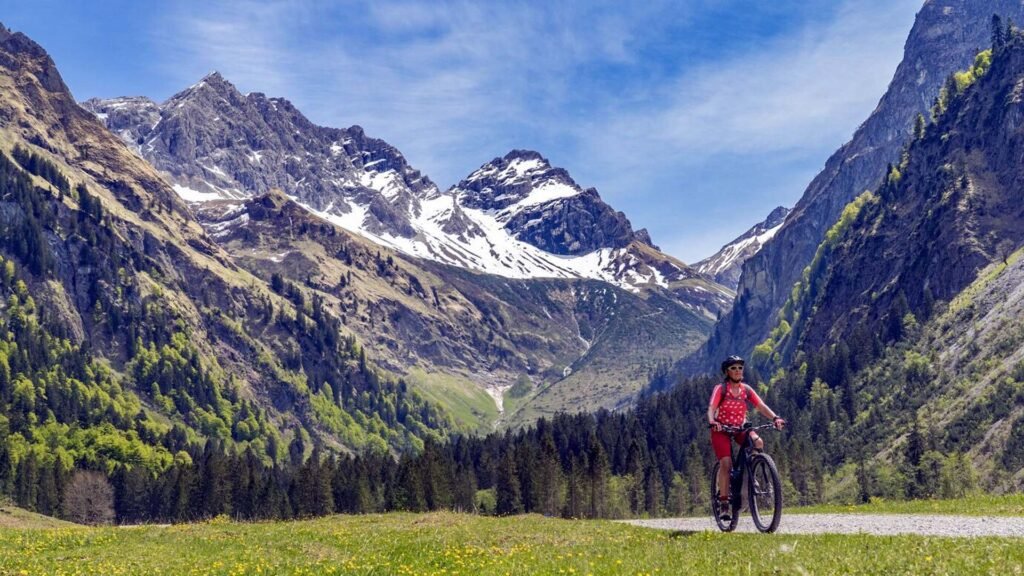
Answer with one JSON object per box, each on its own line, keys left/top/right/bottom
{"left": 791, "top": 493, "right": 1024, "bottom": 516}
{"left": 0, "top": 505, "right": 75, "bottom": 530}
{"left": 948, "top": 245, "right": 1024, "bottom": 314}
{"left": 2, "top": 511, "right": 1022, "bottom": 575}
{"left": 499, "top": 384, "right": 535, "bottom": 424}
{"left": 405, "top": 368, "right": 499, "bottom": 434}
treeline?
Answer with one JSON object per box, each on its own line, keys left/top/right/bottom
{"left": 2, "top": 373, "right": 757, "bottom": 523}
{"left": 2, "top": 359, "right": 791, "bottom": 523}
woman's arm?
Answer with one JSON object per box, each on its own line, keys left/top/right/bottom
{"left": 755, "top": 401, "right": 785, "bottom": 429}
{"left": 707, "top": 386, "right": 722, "bottom": 430}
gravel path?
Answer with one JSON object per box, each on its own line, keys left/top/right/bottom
{"left": 626, "top": 514, "right": 1024, "bottom": 537}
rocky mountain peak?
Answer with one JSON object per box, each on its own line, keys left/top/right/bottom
{"left": 0, "top": 22, "right": 68, "bottom": 95}
{"left": 90, "top": 76, "right": 731, "bottom": 317}
{"left": 763, "top": 206, "right": 789, "bottom": 227}
{"left": 634, "top": 228, "right": 657, "bottom": 250}
{"left": 504, "top": 149, "right": 543, "bottom": 161}
{"left": 182, "top": 71, "right": 239, "bottom": 98}
{"left": 455, "top": 149, "right": 580, "bottom": 212}
{"left": 87, "top": 71, "right": 443, "bottom": 237}
{"left": 694, "top": 206, "right": 791, "bottom": 290}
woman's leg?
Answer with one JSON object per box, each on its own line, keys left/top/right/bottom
{"left": 717, "top": 456, "right": 732, "bottom": 500}
{"left": 750, "top": 431, "right": 764, "bottom": 451}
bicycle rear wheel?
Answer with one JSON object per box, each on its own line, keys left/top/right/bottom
{"left": 748, "top": 453, "right": 782, "bottom": 533}
{"left": 710, "top": 461, "right": 738, "bottom": 532}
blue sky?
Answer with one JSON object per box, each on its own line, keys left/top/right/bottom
{"left": 2, "top": 0, "right": 921, "bottom": 263}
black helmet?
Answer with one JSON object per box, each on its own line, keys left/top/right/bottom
{"left": 721, "top": 355, "right": 745, "bottom": 374}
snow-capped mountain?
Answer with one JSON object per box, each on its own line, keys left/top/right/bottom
{"left": 84, "top": 74, "right": 732, "bottom": 317}
{"left": 694, "top": 206, "right": 790, "bottom": 289}
{"left": 83, "top": 73, "right": 436, "bottom": 241}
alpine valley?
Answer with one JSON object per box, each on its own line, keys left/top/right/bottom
{"left": 83, "top": 73, "right": 733, "bottom": 431}
{"left": 2, "top": 0, "right": 1024, "bottom": 528}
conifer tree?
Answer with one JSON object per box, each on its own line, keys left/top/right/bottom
{"left": 200, "top": 440, "right": 232, "bottom": 517}
{"left": 14, "top": 451, "right": 39, "bottom": 510}
{"left": 993, "top": 15, "right": 1006, "bottom": 49}
{"left": 494, "top": 452, "right": 522, "bottom": 515}
{"left": 534, "top": 428, "right": 564, "bottom": 516}
{"left": 586, "top": 432, "right": 610, "bottom": 518}
{"left": 562, "top": 453, "right": 586, "bottom": 518}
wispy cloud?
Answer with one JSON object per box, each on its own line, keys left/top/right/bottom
{"left": 578, "top": 0, "right": 921, "bottom": 189}
{"left": 572, "top": 0, "right": 921, "bottom": 261}
{"left": 153, "top": 0, "right": 920, "bottom": 262}
{"left": 155, "top": 1, "right": 689, "bottom": 182}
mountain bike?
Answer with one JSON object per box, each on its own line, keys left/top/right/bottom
{"left": 709, "top": 422, "right": 783, "bottom": 533}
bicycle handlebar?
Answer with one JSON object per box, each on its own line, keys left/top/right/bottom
{"left": 715, "top": 423, "right": 779, "bottom": 434}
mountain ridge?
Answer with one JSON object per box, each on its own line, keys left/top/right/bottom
{"left": 690, "top": 0, "right": 1024, "bottom": 374}
{"left": 0, "top": 21, "right": 452, "bottom": 463}
{"left": 84, "top": 77, "right": 733, "bottom": 318}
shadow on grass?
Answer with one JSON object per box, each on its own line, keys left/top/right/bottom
{"left": 666, "top": 530, "right": 702, "bottom": 538}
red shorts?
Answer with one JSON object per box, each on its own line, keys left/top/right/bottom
{"left": 711, "top": 429, "right": 751, "bottom": 459}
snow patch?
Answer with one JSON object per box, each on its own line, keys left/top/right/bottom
{"left": 700, "top": 220, "right": 785, "bottom": 277}
{"left": 173, "top": 184, "right": 226, "bottom": 202}
{"left": 361, "top": 169, "right": 404, "bottom": 200}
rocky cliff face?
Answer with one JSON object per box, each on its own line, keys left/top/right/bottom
{"left": 83, "top": 74, "right": 437, "bottom": 239}
{"left": 452, "top": 150, "right": 646, "bottom": 255}
{"left": 694, "top": 206, "right": 789, "bottom": 289}
{"left": 693, "top": 0, "right": 1024, "bottom": 372}
{"left": 752, "top": 36, "right": 1024, "bottom": 490}
{"left": 776, "top": 36, "right": 1024, "bottom": 363}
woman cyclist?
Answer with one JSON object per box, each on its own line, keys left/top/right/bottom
{"left": 708, "top": 355, "right": 785, "bottom": 522}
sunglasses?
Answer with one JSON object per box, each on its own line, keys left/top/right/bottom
{"left": 727, "top": 365, "right": 744, "bottom": 371}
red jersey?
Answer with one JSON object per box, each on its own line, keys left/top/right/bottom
{"left": 710, "top": 382, "right": 762, "bottom": 427}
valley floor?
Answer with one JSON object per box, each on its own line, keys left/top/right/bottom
{"left": 1, "top": 510, "right": 1022, "bottom": 575}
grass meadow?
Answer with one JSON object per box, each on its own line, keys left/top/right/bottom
{"left": 1, "top": 510, "right": 1022, "bottom": 575}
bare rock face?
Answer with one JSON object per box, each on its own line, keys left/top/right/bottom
{"left": 694, "top": 206, "right": 790, "bottom": 290}
{"left": 453, "top": 150, "right": 647, "bottom": 255}
{"left": 504, "top": 188, "right": 638, "bottom": 255}
{"left": 82, "top": 74, "right": 438, "bottom": 239}
{"left": 784, "top": 34, "right": 1024, "bottom": 361}
{"left": 693, "top": 0, "right": 1024, "bottom": 373}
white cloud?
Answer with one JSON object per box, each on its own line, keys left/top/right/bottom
{"left": 579, "top": 0, "right": 921, "bottom": 187}
{"left": 153, "top": 0, "right": 920, "bottom": 263}
{"left": 570, "top": 0, "right": 920, "bottom": 262}
{"left": 156, "top": 1, "right": 688, "bottom": 186}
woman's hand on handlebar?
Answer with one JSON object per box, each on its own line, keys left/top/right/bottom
{"left": 709, "top": 421, "right": 722, "bottom": 432}
{"left": 773, "top": 416, "right": 786, "bottom": 430}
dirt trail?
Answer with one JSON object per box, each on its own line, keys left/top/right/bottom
{"left": 626, "top": 514, "right": 1024, "bottom": 537}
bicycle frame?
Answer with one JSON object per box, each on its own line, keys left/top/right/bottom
{"left": 720, "top": 424, "right": 772, "bottom": 505}
{"left": 711, "top": 422, "right": 782, "bottom": 532}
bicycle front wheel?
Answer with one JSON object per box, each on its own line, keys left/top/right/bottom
{"left": 748, "top": 453, "right": 782, "bottom": 533}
